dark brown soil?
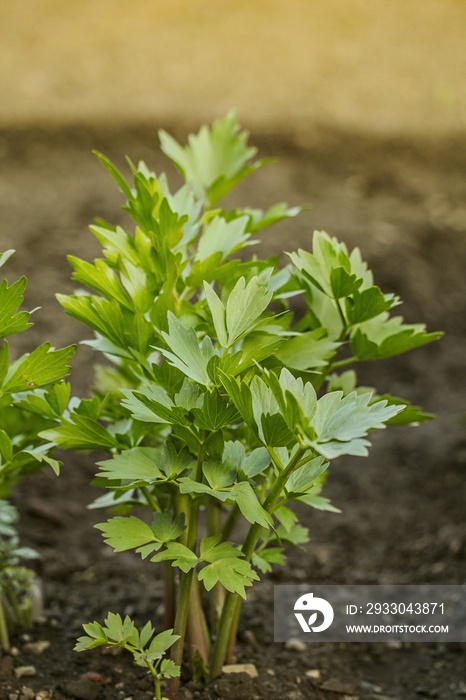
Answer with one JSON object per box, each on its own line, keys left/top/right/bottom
{"left": 0, "top": 124, "right": 465, "bottom": 700}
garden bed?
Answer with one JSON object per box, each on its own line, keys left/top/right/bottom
{"left": 0, "top": 124, "right": 465, "bottom": 700}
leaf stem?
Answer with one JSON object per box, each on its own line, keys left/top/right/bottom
{"left": 142, "top": 486, "right": 162, "bottom": 513}
{"left": 0, "top": 596, "right": 10, "bottom": 652}
{"left": 145, "top": 658, "right": 161, "bottom": 700}
{"left": 330, "top": 356, "right": 357, "bottom": 370}
{"left": 169, "top": 446, "right": 205, "bottom": 699}
{"left": 210, "top": 446, "right": 306, "bottom": 678}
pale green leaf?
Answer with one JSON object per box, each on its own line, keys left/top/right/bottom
{"left": 225, "top": 274, "right": 272, "bottom": 346}
{"left": 96, "top": 516, "right": 157, "bottom": 552}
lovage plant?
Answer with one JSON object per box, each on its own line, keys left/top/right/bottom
{"left": 41, "top": 113, "right": 441, "bottom": 698}
{"left": 0, "top": 250, "right": 75, "bottom": 648}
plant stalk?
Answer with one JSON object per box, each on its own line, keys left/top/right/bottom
{"left": 210, "top": 446, "right": 306, "bottom": 678}
{"left": 0, "top": 596, "right": 10, "bottom": 651}
{"left": 187, "top": 575, "right": 210, "bottom": 663}
{"left": 169, "top": 446, "right": 205, "bottom": 700}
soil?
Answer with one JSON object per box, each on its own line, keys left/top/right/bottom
{"left": 0, "top": 124, "right": 465, "bottom": 700}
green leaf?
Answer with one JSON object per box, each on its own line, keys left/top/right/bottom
{"left": 274, "top": 522, "right": 310, "bottom": 545}
{"left": 198, "top": 536, "right": 259, "bottom": 598}
{"left": 160, "top": 658, "right": 181, "bottom": 678}
{"left": 198, "top": 557, "right": 259, "bottom": 599}
{"left": 274, "top": 505, "right": 297, "bottom": 532}
{"left": 93, "top": 151, "right": 133, "bottom": 198}
{"left": 375, "top": 394, "right": 434, "bottom": 425}
{"left": 150, "top": 511, "right": 186, "bottom": 543}
{"left": 288, "top": 231, "right": 356, "bottom": 298}
{"left": 260, "top": 412, "right": 295, "bottom": 447}
{"left": 191, "top": 391, "right": 239, "bottom": 432}
{"left": 0, "top": 277, "right": 32, "bottom": 339}
{"left": 346, "top": 287, "right": 394, "bottom": 325}
{"left": 285, "top": 455, "right": 328, "bottom": 494}
{"left": 68, "top": 256, "right": 132, "bottom": 309}
{"left": 309, "top": 391, "right": 405, "bottom": 458}
{"left": 2, "top": 344, "right": 75, "bottom": 393}
{"left": 252, "top": 547, "right": 285, "bottom": 573}
{"left": 276, "top": 328, "right": 341, "bottom": 371}
{"left": 147, "top": 628, "right": 180, "bottom": 658}
{"left": 0, "top": 430, "right": 13, "bottom": 463}
{"left": 225, "top": 274, "right": 272, "bottom": 346}
{"left": 330, "top": 267, "right": 362, "bottom": 299}
{"left": 139, "top": 620, "right": 155, "bottom": 649}
{"left": 96, "top": 516, "right": 157, "bottom": 552}
{"left": 240, "top": 202, "right": 304, "bottom": 233}
{"left": 97, "top": 447, "right": 166, "bottom": 483}
{"left": 40, "top": 414, "right": 119, "bottom": 450}
{"left": 298, "top": 492, "right": 341, "bottom": 513}
{"left": 160, "top": 313, "right": 217, "bottom": 385}
{"left": 203, "top": 459, "right": 236, "bottom": 489}
{"left": 232, "top": 482, "right": 273, "bottom": 528}
{"left": 196, "top": 215, "right": 252, "bottom": 262}
{"left": 0, "top": 341, "right": 9, "bottom": 387}
{"left": 351, "top": 314, "right": 443, "bottom": 360}
{"left": 121, "top": 385, "right": 182, "bottom": 424}
{"left": 0, "top": 250, "right": 15, "bottom": 269}
{"left": 159, "top": 111, "right": 265, "bottom": 205}
{"left": 203, "top": 282, "right": 227, "bottom": 347}
{"left": 151, "top": 542, "right": 199, "bottom": 572}
{"left": 218, "top": 372, "right": 255, "bottom": 430}
{"left": 105, "top": 613, "right": 136, "bottom": 643}
{"left": 75, "top": 634, "right": 107, "bottom": 652}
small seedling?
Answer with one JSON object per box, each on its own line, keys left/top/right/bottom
{"left": 0, "top": 250, "right": 75, "bottom": 647}
{"left": 42, "top": 114, "right": 441, "bottom": 698}
{"left": 76, "top": 613, "right": 179, "bottom": 700}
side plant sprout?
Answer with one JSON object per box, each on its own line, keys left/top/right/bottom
{"left": 0, "top": 250, "right": 75, "bottom": 649}
{"left": 39, "top": 114, "right": 441, "bottom": 699}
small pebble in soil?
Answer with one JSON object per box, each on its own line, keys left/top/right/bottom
{"left": 285, "top": 638, "right": 307, "bottom": 652}
{"left": 19, "top": 687, "right": 34, "bottom": 700}
{"left": 222, "top": 663, "right": 258, "bottom": 678}
{"left": 320, "top": 678, "right": 356, "bottom": 694}
{"left": 34, "top": 692, "right": 53, "bottom": 700}
{"left": 386, "top": 640, "right": 403, "bottom": 650}
{"left": 23, "top": 641, "right": 50, "bottom": 655}
{"left": 305, "top": 669, "right": 321, "bottom": 680}
{"left": 60, "top": 679, "right": 100, "bottom": 700}
{"left": 15, "top": 667, "right": 37, "bottom": 679}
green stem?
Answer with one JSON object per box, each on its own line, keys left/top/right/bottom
{"left": 207, "top": 500, "right": 226, "bottom": 631}
{"left": 221, "top": 504, "right": 239, "bottom": 541}
{"left": 142, "top": 487, "right": 162, "bottom": 513}
{"left": 155, "top": 675, "right": 162, "bottom": 700}
{"left": 163, "top": 561, "right": 176, "bottom": 630}
{"left": 0, "top": 596, "right": 10, "bottom": 652}
{"left": 187, "top": 576, "right": 210, "bottom": 662}
{"left": 336, "top": 298, "right": 348, "bottom": 339}
{"left": 169, "top": 446, "right": 205, "bottom": 700}
{"left": 145, "top": 659, "right": 161, "bottom": 700}
{"left": 169, "top": 572, "right": 193, "bottom": 700}
{"left": 210, "top": 446, "right": 306, "bottom": 678}
{"left": 330, "top": 356, "right": 357, "bottom": 370}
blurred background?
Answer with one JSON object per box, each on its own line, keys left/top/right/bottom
{"left": 0, "top": 3, "right": 465, "bottom": 697}
{"left": 1, "top": 0, "right": 465, "bottom": 135}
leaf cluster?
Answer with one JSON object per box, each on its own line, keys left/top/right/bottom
{"left": 40, "top": 114, "right": 441, "bottom": 679}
